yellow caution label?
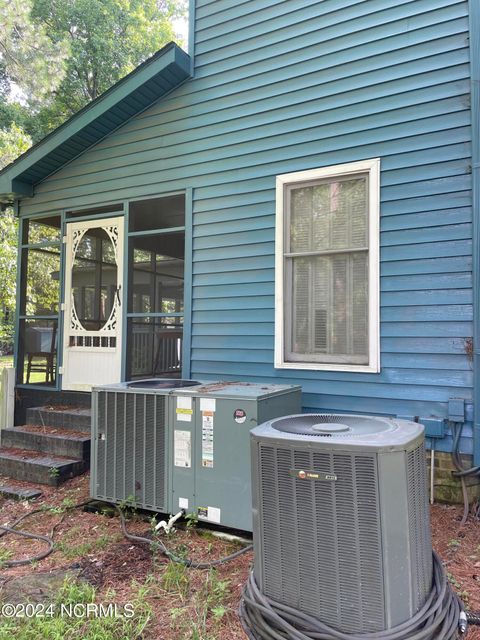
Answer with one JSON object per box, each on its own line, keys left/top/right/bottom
{"left": 176, "top": 408, "right": 193, "bottom": 415}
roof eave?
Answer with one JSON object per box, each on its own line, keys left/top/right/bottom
{"left": 0, "top": 42, "right": 191, "bottom": 205}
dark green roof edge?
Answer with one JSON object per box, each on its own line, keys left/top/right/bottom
{"left": 0, "top": 42, "right": 191, "bottom": 204}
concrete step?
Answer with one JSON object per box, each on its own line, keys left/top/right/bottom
{"left": 0, "top": 447, "right": 86, "bottom": 486}
{"left": 0, "top": 485, "right": 43, "bottom": 501}
{"left": 26, "top": 406, "right": 91, "bottom": 433}
{"left": 1, "top": 426, "right": 90, "bottom": 463}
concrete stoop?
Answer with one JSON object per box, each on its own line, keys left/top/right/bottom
{"left": 26, "top": 406, "right": 91, "bottom": 432}
{"left": 0, "top": 406, "right": 91, "bottom": 487}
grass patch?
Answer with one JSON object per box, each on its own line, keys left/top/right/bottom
{"left": 0, "top": 355, "right": 51, "bottom": 384}
{"left": 0, "top": 575, "right": 152, "bottom": 640}
{"left": 0, "top": 549, "right": 13, "bottom": 568}
{"left": 448, "top": 538, "right": 461, "bottom": 548}
{"left": 54, "top": 524, "right": 120, "bottom": 560}
{"left": 0, "top": 355, "right": 12, "bottom": 370}
{"left": 55, "top": 539, "right": 94, "bottom": 560}
{"left": 96, "top": 534, "right": 117, "bottom": 550}
{"left": 169, "top": 568, "right": 231, "bottom": 640}
{"left": 161, "top": 560, "right": 190, "bottom": 600}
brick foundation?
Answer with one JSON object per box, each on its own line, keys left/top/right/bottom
{"left": 426, "top": 450, "right": 480, "bottom": 504}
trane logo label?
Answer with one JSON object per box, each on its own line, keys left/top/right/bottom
{"left": 289, "top": 469, "right": 337, "bottom": 481}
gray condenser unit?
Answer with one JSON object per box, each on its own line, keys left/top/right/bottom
{"left": 171, "top": 381, "right": 301, "bottom": 530}
{"left": 91, "top": 379, "right": 301, "bottom": 531}
{"left": 91, "top": 379, "right": 202, "bottom": 511}
{"left": 250, "top": 414, "right": 432, "bottom": 634}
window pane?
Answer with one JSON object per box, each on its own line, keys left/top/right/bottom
{"left": 71, "top": 227, "right": 117, "bottom": 331}
{"left": 18, "top": 319, "right": 58, "bottom": 385}
{"left": 289, "top": 177, "right": 367, "bottom": 253}
{"left": 24, "top": 216, "right": 61, "bottom": 244}
{"left": 129, "top": 233, "right": 184, "bottom": 314}
{"left": 23, "top": 246, "right": 61, "bottom": 316}
{"left": 288, "top": 253, "right": 368, "bottom": 364}
{"left": 128, "top": 317, "right": 183, "bottom": 379}
{"left": 129, "top": 195, "right": 185, "bottom": 232}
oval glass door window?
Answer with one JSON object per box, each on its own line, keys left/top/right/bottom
{"left": 72, "top": 227, "right": 117, "bottom": 331}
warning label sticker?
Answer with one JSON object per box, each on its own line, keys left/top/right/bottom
{"left": 202, "top": 413, "right": 214, "bottom": 468}
{"left": 197, "top": 506, "right": 221, "bottom": 524}
{"left": 176, "top": 408, "right": 193, "bottom": 421}
{"left": 174, "top": 430, "right": 191, "bottom": 468}
{"left": 200, "top": 397, "right": 216, "bottom": 413}
{"left": 176, "top": 396, "right": 193, "bottom": 422}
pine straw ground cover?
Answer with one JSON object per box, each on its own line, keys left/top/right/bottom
{"left": 0, "top": 473, "right": 477, "bottom": 640}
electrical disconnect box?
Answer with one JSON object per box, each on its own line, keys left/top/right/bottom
{"left": 171, "top": 382, "right": 302, "bottom": 530}
{"left": 91, "top": 379, "right": 301, "bottom": 532}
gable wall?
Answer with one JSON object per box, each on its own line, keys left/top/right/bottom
{"left": 20, "top": 0, "right": 473, "bottom": 452}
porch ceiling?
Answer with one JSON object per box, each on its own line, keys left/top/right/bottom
{"left": 0, "top": 43, "right": 191, "bottom": 205}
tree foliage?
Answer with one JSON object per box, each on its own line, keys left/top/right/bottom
{"left": 0, "top": 0, "right": 68, "bottom": 104}
{"left": 0, "top": 209, "right": 17, "bottom": 352}
{"left": 0, "top": 0, "right": 186, "bottom": 352}
{"left": 0, "top": 123, "right": 30, "bottom": 351}
{"left": 25, "top": 247, "right": 60, "bottom": 317}
{"left": 0, "top": 0, "right": 186, "bottom": 140}
{"left": 0, "top": 121, "right": 31, "bottom": 169}
{"left": 31, "top": 0, "right": 186, "bottom": 133}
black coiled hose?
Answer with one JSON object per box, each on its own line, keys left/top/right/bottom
{"left": 239, "top": 551, "right": 470, "bottom": 640}
{"left": 0, "top": 501, "right": 252, "bottom": 570}
{"left": 449, "top": 421, "right": 480, "bottom": 525}
{"left": 467, "top": 612, "right": 480, "bottom": 627}
{"left": 118, "top": 507, "right": 253, "bottom": 568}
{"left": 450, "top": 422, "right": 480, "bottom": 479}
{"left": 0, "top": 500, "right": 92, "bottom": 567}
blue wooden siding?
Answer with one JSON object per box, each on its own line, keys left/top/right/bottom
{"left": 20, "top": 0, "right": 474, "bottom": 452}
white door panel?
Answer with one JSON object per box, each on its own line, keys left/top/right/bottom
{"left": 62, "top": 217, "right": 124, "bottom": 391}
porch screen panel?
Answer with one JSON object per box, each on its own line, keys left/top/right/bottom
{"left": 17, "top": 216, "right": 62, "bottom": 386}
{"left": 127, "top": 195, "right": 185, "bottom": 379}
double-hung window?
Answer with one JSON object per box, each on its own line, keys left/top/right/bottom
{"left": 275, "top": 159, "right": 380, "bottom": 372}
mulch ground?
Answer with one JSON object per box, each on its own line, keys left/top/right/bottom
{"left": 0, "top": 472, "right": 478, "bottom": 639}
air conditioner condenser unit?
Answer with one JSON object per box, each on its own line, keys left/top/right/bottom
{"left": 250, "top": 414, "right": 431, "bottom": 633}
{"left": 90, "top": 379, "right": 202, "bottom": 512}
{"left": 91, "top": 379, "right": 302, "bottom": 532}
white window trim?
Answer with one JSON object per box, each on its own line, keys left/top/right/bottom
{"left": 274, "top": 158, "right": 380, "bottom": 373}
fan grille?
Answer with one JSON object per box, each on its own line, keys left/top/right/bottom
{"left": 271, "top": 413, "right": 393, "bottom": 437}
{"left": 258, "top": 444, "right": 384, "bottom": 632}
{"left": 407, "top": 442, "right": 433, "bottom": 608}
{"left": 95, "top": 390, "right": 167, "bottom": 511}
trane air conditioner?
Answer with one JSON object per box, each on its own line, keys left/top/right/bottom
{"left": 250, "top": 414, "right": 431, "bottom": 633}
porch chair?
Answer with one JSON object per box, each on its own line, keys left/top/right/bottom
{"left": 25, "top": 323, "right": 57, "bottom": 384}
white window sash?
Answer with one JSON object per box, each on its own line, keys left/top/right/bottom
{"left": 275, "top": 159, "right": 380, "bottom": 373}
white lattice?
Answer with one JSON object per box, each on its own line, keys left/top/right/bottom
{"left": 101, "top": 302, "right": 118, "bottom": 333}
{"left": 70, "top": 302, "right": 84, "bottom": 332}
{"left": 72, "top": 227, "right": 88, "bottom": 255}
{"left": 104, "top": 225, "right": 120, "bottom": 262}
{"left": 69, "top": 222, "right": 119, "bottom": 341}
